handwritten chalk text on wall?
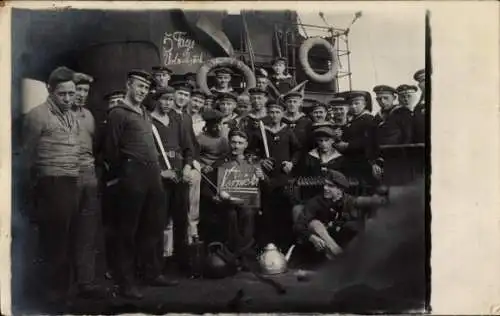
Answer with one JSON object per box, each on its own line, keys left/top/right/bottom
{"left": 162, "top": 31, "right": 204, "bottom": 66}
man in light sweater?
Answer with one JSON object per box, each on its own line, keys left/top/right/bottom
{"left": 22, "top": 66, "right": 80, "bottom": 305}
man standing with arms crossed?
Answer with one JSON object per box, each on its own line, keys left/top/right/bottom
{"left": 22, "top": 66, "right": 80, "bottom": 305}
{"left": 104, "top": 70, "right": 176, "bottom": 300}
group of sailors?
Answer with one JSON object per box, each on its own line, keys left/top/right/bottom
{"left": 20, "top": 56, "right": 427, "bottom": 305}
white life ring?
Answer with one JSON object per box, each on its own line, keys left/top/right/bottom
{"left": 299, "top": 37, "right": 338, "bottom": 83}
{"left": 196, "top": 57, "right": 256, "bottom": 95}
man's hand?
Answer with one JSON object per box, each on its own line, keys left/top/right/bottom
{"left": 201, "top": 165, "right": 213, "bottom": 174}
{"left": 161, "top": 170, "right": 178, "bottom": 183}
{"left": 309, "top": 235, "right": 326, "bottom": 251}
{"left": 282, "top": 161, "right": 293, "bottom": 174}
{"left": 182, "top": 165, "right": 193, "bottom": 183}
{"left": 261, "top": 158, "right": 274, "bottom": 172}
{"left": 372, "top": 164, "right": 383, "bottom": 179}
{"left": 255, "top": 167, "right": 265, "bottom": 180}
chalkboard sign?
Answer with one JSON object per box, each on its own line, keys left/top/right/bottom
{"left": 162, "top": 31, "right": 204, "bottom": 66}
{"left": 217, "top": 164, "right": 261, "bottom": 208}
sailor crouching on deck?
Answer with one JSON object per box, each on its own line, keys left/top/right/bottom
{"left": 202, "top": 129, "right": 267, "bottom": 268}
{"left": 103, "top": 70, "right": 177, "bottom": 300}
{"left": 293, "top": 170, "right": 386, "bottom": 264}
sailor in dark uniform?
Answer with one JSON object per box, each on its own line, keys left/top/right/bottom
{"left": 201, "top": 130, "right": 267, "bottom": 265}
{"left": 270, "top": 57, "right": 296, "bottom": 94}
{"left": 335, "top": 91, "right": 382, "bottom": 194}
{"left": 103, "top": 70, "right": 175, "bottom": 299}
{"left": 303, "top": 101, "right": 338, "bottom": 151}
{"left": 282, "top": 91, "right": 313, "bottom": 147}
{"left": 210, "top": 67, "right": 235, "bottom": 95}
{"left": 297, "top": 125, "right": 347, "bottom": 180}
{"left": 143, "top": 66, "right": 173, "bottom": 112}
{"left": 152, "top": 66, "right": 173, "bottom": 89}
{"left": 239, "top": 87, "right": 271, "bottom": 155}
{"left": 396, "top": 84, "right": 419, "bottom": 111}
{"left": 150, "top": 87, "right": 194, "bottom": 277}
{"left": 214, "top": 91, "right": 240, "bottom": 138}
{"left": 255, "top": 100, "right": 302, "bottom": 251}
{"left": 412, "top": 69, "right": 426, "bottom": 143}
{"left": 373, "top": 85, "right": 413, "bottom": 145}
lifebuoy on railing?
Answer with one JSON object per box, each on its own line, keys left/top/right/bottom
{"left": 196, "top": 57, "right": 256, "bottom": 95}
{"left": 299, "top": 37, "right": 338, "bottom": 83}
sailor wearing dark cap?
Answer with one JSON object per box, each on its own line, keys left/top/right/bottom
{"left": 255, "top": 68, "right": 269, "bottom": 91}
{"left": 239, "top": 87, "right": 272, "bottom": 155}
{"left": 373, "top": 85, "right": 413, "bottom": 145}
{"left": 103, "top": 69, "right": 180, "bottom": 297}
{"left": 210, "top": 67, "right": 234, "bottom": 94}
{"left": 250, "top": 99, "right": 301, "bottom": 250}
{"left": 200, "top": 127, "right": 266, "bottom": 265}
{"left": 270, "top": 57, "right": 296, "bottom": 93}
{"left": 297, "top": 125, "right": 346, "bottom": 186}
{"left": 282, "top": 91, "right": 313, "bottom": 147}
{"left": 104, "top": 90, "right": 125, "bottom": 109}
{"left": 335, "top": 90, "right": 382, "bottom": 193}
{"left": 396, "top": 84, "right": 418, "bottom": 110}
{"left": 189, "top": 89, "right": 207, "bottom": 136}
{"left": 214, "top": 91, "right": 240, "bottom": 138}
{"left": 22, "top": 66, "right": 82, "bottom": 303}
{"left": 293, "top": 169, "right": 385, "bottom": 262}
{"left": 152, "top": 65, "right": 173, "bottom": 89}
{"left": 328, "top": 96, "right": 350, "bottom": 126}
{"left": 183, "top": 72, "right": 197, "bottom": 89}
{"left": 412, "top": 68, "right": 426, "bottom": 143}
{"left": 413, "top": 69, "right": 425, "bottom": 92}
{"left": 151, "top": 81, "right": 198, "bottom": 265}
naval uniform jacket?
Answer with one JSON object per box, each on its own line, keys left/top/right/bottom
{"left": 151, "top": 110, "right": 193, "bottom": 171}
{"left": 374, "top": 105, "right": 413, "bottom": 145}
{"left": 296, "top": 148, "right": 347, "bottom": 179}
{"left": 341, "top": 112, "right": 379, "bottom": 163}
{"left": 282, "top": 113, "right": 313, "bottom": 148}
{"left": 412, "top": 101, "right": 426, "bottom": 143}
{"left": 170, "top": 109, "right": 199, "bottom": 165}
{"left": 103, "top": 101, "right": 160, "bottom": 180}
{"left": 239, "top": 113, "right": 271, "bottom": 156}
{"left": 250, "top": 123, "right": 302, "bottom": 188}
{"left": 270, "top": 74, "right": 296, "bottom": 94}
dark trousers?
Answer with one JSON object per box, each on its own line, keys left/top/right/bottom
{"left": 74, "top": 167, "right": 102, "bottom": 286}
{"left": 260, "top": 184, "right": 294, "bottom": 252}
{"left": 111, "top": 160, "right": 165, "bottom": 286}
{"left": 34, "top": 176, "right": 78, "bottom": 297}
{"left": 162, "top": 180, "right": 189, "bottom": 266}
{"left": 225, "top": 205, "right": 256, "bottom": 257}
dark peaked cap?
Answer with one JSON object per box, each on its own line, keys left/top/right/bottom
{"left": 104, "top": 90, "right": 125, "bottom": 100}
{"left": 127, "top": 69, "right": 153, "bottom": 84}
{"left": 325, "top": 169, "right": 349, "bottom": 189}
{"left": 373, "top": 85, "right": 397, "bottom": 94}
{"left": 152, "top": 65, "right": 173, "bottom": 74}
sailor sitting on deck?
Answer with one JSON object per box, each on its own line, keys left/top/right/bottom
{"left": 292, "top": 170, "right": 386, "bottom": 265}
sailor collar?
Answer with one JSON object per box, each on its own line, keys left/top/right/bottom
{"left": 265, "top": 123, "right": 287, "bottom": 134}
{"left": 308, "top": 148, "right": 342, "bottom": 164}
{"left": 284, "top": 112, "right": 305, "bottom": 122}
{"left": 151, "top": 110, "right": 170, "bottom": 127}
{"left": 248, "top": 111, "right": 267, "bottom": 120}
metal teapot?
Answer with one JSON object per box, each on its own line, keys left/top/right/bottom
{"left": 258, "top": 243, "right": 287, "bottom": 275}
